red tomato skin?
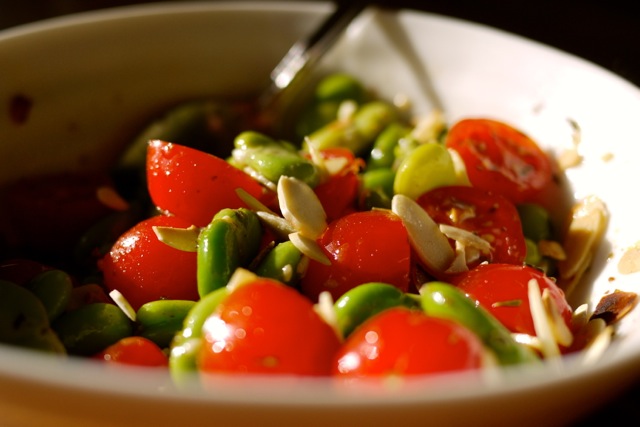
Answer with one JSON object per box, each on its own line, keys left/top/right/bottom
{"left": 100, "top": 215, "right": 198, "bottom": 311}
{"left": 445, "top": 119, "right": 553, "bottom": 204}
{"left": 146, "top": 140, "right": 270, "bottom": 226}
{"left": 198, "top": 278, "right": 341, "bottom": 376}
{"left": 94, "top": 336, "right": 168, "bottom": 367}
{"left": 333, "top": 307, "right": 484, "bottom": 377}
{"left": 416, "top": 185, "right": 527, "bottom": 267}
{"left": 300, "top": 210, "right": 411, "bottom": 302}
{"left": 454, "top": 263, "right": 572, "bottom": 336}
{"left": 312, "top": 147, "right": 363, "bottom": 222}
{"left": 314, "top": 171, "right": 360, "bottom": 222}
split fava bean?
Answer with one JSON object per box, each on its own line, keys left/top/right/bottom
{"left": 52, "top": 302, "right": 133, "bottom": 356}
{"left": 136, "top": 300, "right": 196, "bottom": 348}
{"left": 233, "top": 131, "right": 320, "bottom": 187}
{"left": 0, "top": 279, "right": 65, "bottom": 354}
{"left": 197, "top": 208, "right": 262, "bottom": 297}
{"left": 420, "top": 282, "right": 540, "bottom": 366}
{"left": 393, "top": 142, "right": 459, "bottom": 200}
{"left": 334, "top": 282, "right": 421, "bottom": 338}
{"left": 26, "top": 269, "right": 73, "bottom": 322}
{"left": 255, "top": 240, "right": 306, "bottom": 286}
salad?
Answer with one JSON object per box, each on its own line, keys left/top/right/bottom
{"left": 0, "top": 73, "right": 635, "bottom": 384}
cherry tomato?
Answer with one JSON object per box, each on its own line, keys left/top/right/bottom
{"left": 300, "top": 210, "right": 411, "bottom": 302}
{"left": 333, "top": 307, "right": 484, "bottom": 377}
{"left": 445, "top": 119, "right": 553, "bottom": 204}
{"left": 313, "top": 147, "right": 363, "bottom": 222}
{"left": 416, "top": 185, "right": 526, "bottom": 268}
{"left": 146, "top": 140, "right": 272, "bottom": 227}
{"left": 94, "top": 336, "right": 168, "bottom": 367}
{"left": 198, "top": 278, "right": 341, "bottom": 376}
{"left": 100, "top": 215, "right": 198, "bottom": 311}
{"left": 454, "top": 263, "right": 572, "bottom": 337}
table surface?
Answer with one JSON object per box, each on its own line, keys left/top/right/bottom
{"left": 1, "top": 1, "right": 639, "bottom": 426}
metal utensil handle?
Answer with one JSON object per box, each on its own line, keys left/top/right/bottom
{"left": 260, "top": 0, "right": 368, "bottom": 105}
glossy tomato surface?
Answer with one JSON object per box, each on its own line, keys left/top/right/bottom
{"left": 94, "top": 336, "right": 168, "bottom": 367}
{"left": 198, "top": 278, "right": 341, "bottom": 376}
{"left": 445, "top": 119, "right": 553, "bottom": 204}
{"left": 300, "top": 210, "right": 411, "bottom": 302}
{"left": 417, "top": 185, "right": 526, "bottom": 268}
{"left": 100, "top": 214, "right": 199, "bottom": 310}
{"left": 454, "top": 263, "right": 573, "bottom": 336}
{"left": 333, "top": 307, "right": 484, "bottom": 377}
{"left": 146, "top": 140, "right": 270, "bottom": 227}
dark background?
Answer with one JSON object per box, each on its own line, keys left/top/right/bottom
{"left": 1, "top": 1, "right": 639, "bottom": 425}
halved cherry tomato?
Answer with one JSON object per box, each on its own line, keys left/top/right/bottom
{"left": 146, "top": 140, "right": 272, "bottom": 227}
{"left": 454, "top": 263, "right": 572, "bottom": 337}
{"left": 94, "top": 336, "right": 168, "bottom": 367}
{"left": 445, "top": 119, "right": 553, "bottom": 204}
{"left": 100, "top": 215, "right": 198, "bottom": 311}
{"left": 416, "top": 185, "right": 526, "bottom": 268}
{"left": 333, "top": 307, "right": 484, "bottom": 377}
{"left": 300, "top": 210, "right": 411, "bottom": 302}
{"left": 198, "top": 278, "right": 341, "bottom": 376}
{"left": 312, "top": 147, "right": 363, "bottom": 222}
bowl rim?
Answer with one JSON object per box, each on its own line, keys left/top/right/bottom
{"left": 1, "top": 0, "right": 640, "bottom": 409}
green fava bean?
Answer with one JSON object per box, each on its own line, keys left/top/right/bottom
{"left": 170, "top": 287, "right": 229, "bottom": 386}
{"left": 334, "top": 282, "right": 420, "bottom": 338}
{"left": 255, "top": 240, "right": 305, "bottom": 286}
{"left": 197, "top": 208, "right": 262, "bottom": 297}
{"left": 393, "top": 142, "right": 458, "bottom": 200}
{"left": 306, "top": 101, "right": 397, "bottom": 155}
{"left": 368, "top": 122, "right": 412, "bottom": 170}
{"left": 315, "top": 73, "right": 366, "bottom": 104}
{"left": 233, "top": 131, "right": 320, "bottom": 187}
{"left": 517, "top": 203, "right": 552, "bottom": 242}
{"left": 52, "top": 303, "right": 133, "bottom": 356}
{"left": 26, "top": 269, "right": 73, "bottom": 322}
{"left": 0, "top": 279, "right": 64, "bottom": 353}
{"left": 420, "top": 282, "right": 540, "bottom": 366}
{"left": 136, "top": 300, "right": 196, "bottom": 348}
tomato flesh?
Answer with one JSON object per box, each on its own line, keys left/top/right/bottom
{"left": 416, "top": 185, "right": 526, "bottom": 268}
{"left": 199, "top": 278, "right": 341, "bottom": 376}
{"left": 445, "top": 119, "right": 553, "bottom": 204}
{"left": 333, "top": 307, "right": 484, "bottom": 377}
{"left": 300, "top": 210, "right": 411, "bottom": 302}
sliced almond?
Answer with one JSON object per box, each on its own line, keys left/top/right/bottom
{"left": 109, "top": 289, "right": 136, "bottom": 321}
{"left": 391, "top": 194, "right": 454, "bottom": 273}
{"left": 96, "top": 186, "right": 130, "bottom": 211}
{"left": 289, "top": 231, "right": 331, "bottom": 266}
{"left": 557, "top": 196, "right": 609, "bottom": 295}
{"left": 542, "top": 288, "right": 574, "bottom": 347}
{"left": 235, "top": 187, "right": 276, "bottom": 215}
{"left": 528, "top": 278, "right": 562, "bottom": 360}
{"left": 439, "top": 224, "right": 491, "bottom": 255}
{"left": 278, "top": 176, "right": 327, "bottom": 240}
{"left": 256, "top": 211, "right": 296, "bottom": 239}
{"left": 153, "top": 225, "right": 200, "bottom": 252}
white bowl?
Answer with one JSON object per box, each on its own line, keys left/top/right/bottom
{"left": 1, "top": 2, "right": 640, "bottom": 426}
